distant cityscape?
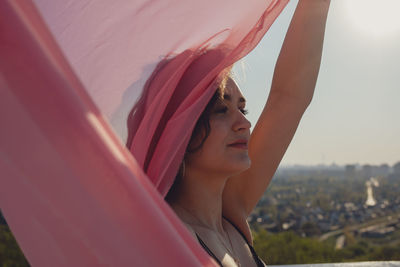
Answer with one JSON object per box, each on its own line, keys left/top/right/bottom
{"left": 250, "top": 161, "right": 400, "bottom": 250}
{"left": 278, "top": 161, "right": 400, "bottom": 177}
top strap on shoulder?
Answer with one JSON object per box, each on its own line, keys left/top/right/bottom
{"left": 222, "top": 215, "right": 251, "bottom": 245}
{"left": 222, "top": 216, "right": 266, "bottom": 267}
{"left": 195, "top": 233, "right": 223, "bottom": 266}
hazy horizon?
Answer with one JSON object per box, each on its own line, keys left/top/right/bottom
{"left": 279, "top": 161, "right": 399, "bottom": 168}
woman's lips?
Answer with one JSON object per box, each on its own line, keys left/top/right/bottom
{"left": 228, "top": 143, "right": 248, "bottom": 149}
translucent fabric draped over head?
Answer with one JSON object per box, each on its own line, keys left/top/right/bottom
{"left": 0, "top": 0, "right": 287, "bottom": 266}
{"left": 32, "top": 0, "right": 289, "bottom": 196}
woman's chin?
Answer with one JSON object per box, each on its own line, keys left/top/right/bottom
{"left": 236, "top": 153, "right": 251, "bottom": 165}
{"left": 228, "top": 157, "right": 251, "bottom": 174}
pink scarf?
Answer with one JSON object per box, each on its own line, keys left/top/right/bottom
{"left": 0, "top": 0, "right": 287, "bottom": 265}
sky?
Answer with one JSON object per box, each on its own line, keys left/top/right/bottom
{"left": 233, "top": 0, "right": 400, "bottom": 167}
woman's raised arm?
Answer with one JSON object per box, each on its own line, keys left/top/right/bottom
{"left": 223, "top": 0, "right": 331, "bottom": 236}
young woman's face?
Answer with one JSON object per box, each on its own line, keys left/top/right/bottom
{"left": 187, "top": 77, "right": 251, "bottom": 177}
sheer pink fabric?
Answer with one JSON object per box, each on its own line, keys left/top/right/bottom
{"left": 32, "top": 0, "right": 289, "bottom": 196}
{"left": 0, "top": 0, "right": 287, "bottom": 266}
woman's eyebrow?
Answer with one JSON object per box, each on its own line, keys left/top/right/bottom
{"left": 223, "top": 94, "right": 246, "bottom": 103}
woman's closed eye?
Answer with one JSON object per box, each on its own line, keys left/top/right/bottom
{"left": 215, "top": 106, "right": 248, "bottom": 115}
{"left": 240, "top": 108, "right": 248, "bottom": 115}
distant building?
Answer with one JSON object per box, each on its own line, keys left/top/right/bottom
{"left": 282, "top": 220, "right": 296, "bottom": 230}
{"left": 393, "top": 161, "right": 400, "bottom": 175}
{"left": 335, "top": 235, "right": 346, "bottom": 250}
{"left": 344, "top": 202, "right": 357, "bottom": 211}
{"left": 376, "top": 164, "right": 390, "bottom": 176}
{"left": 362, "top": 164, "right": 372, "bottom": 177}
{"left": 345, "top": 164, "right": 356, "bottom": 176}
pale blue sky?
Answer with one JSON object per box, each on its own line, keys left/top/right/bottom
{"left": 233, "top": 0, "right": 400, "bottom": 166}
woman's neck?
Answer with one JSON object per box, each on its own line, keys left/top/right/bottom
{"left": 169, "top": 170, "right": 228, "bottom": 234}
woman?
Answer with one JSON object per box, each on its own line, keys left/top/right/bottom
{"left": 165, "top": 0, "right": 331, "bottom": 266}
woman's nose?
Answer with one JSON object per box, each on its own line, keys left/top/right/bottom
{"left": 233, "top": 111, "right": 251, "bottom": 132}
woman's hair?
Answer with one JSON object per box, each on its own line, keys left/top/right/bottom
{"left": 165, "top": 74, "right": 230, "bottom": 202}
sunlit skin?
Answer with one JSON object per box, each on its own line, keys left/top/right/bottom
{"left": 170, "top": 0, "right": 331, "bottom": 266}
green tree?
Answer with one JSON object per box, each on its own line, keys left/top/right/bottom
{"left": 253, "top": 229, "right": 335, "bottom": 265}
{"left": 0, "top": 225, "right": 29, "bottom": 266}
